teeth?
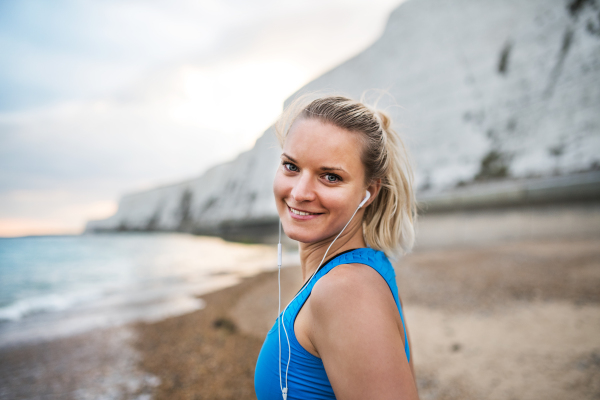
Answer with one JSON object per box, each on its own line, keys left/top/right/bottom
{"left": 290, "top": 207, "right": 317, "bottom": 216}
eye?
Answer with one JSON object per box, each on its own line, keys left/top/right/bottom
{"left": 324, "top": 173, "right": 341, "bottom": 183}
{"left": 283, "top": 162, "right": 299, "bottom": 172}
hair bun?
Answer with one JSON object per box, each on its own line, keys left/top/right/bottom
{"left": 375, "top": 110, "right": 392, "bottom": 132}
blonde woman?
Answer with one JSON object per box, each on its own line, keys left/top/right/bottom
{"left": 255, "top": 96, "right": 419, "bottom": 400}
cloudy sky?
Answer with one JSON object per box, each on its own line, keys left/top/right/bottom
{"left": 0, "top": 0, "right": 403, "bottom": 237}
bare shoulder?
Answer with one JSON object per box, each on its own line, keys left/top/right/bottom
{"left": 307, "top": 263, "right": 418, "bottom": 399}
{"left": 309, "top": 263, "right": 396, "bottom": 320}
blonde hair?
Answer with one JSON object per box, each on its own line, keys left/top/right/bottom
{"left": 276, "top": 95, "right": 416, "bottom": 257}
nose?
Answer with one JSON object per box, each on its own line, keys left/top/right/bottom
{"left": 290, "top": 172, "right": 316, "bottom": 203}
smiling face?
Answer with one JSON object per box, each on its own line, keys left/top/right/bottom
{"left": 273, "top": 117, "right": 369, "bottom": 244}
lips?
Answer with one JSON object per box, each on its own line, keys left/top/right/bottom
{"left": 287, "top": 204, "right": 323, "bottom": 220}
{"left": 289, "top": 207, "right": 319, "bottom": 216}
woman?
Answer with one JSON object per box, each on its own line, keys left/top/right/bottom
{"left": 255, "top": 96, "right": 419, "bottom": 400}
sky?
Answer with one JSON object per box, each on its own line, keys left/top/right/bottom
{"left": 0, "top": 0, "right": 404, "bottom": 237}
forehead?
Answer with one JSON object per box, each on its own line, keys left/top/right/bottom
{"left": 283, "top": 118, "right": 364, "bottom": 173}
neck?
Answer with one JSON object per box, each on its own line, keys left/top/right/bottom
{"left": 298, "top": 216, "right": 366, "bottom": 283}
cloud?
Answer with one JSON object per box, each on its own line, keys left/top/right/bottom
{"left": 0, "top": 0, "right": 404, "bottom": 236}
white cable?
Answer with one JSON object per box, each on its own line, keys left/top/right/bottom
{"left": 279, "top": 200, "right": 364, "bottom": 398}
{"left": 278, "top": 220, "right": 283, "bottom": 394}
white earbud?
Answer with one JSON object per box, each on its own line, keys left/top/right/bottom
{"left": 358, "top": 190, "right": 371, "bottom": 208}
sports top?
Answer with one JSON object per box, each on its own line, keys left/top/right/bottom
{"left": 254, "top": 247, "right": 410, "bottom": 400}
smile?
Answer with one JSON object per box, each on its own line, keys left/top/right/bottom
{"left": 287, "top": 205, "right": 323, "bottom": 219}
{"left": 290, "top": 207, "right": 319, "bottom": 216}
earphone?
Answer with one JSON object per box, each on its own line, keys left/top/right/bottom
{"left": 277, "top": 190, "right": 370, "bottom": 399}
{"left": 358, "top": 190, "right": 371, "bottom": 208}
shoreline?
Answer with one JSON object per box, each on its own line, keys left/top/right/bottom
{"left": 0, "top": 233, "right": 280, "bottom": 350}
{"left": 135, "top": 270, "right": 283, "bottom": 399}
{"left": 0, "top": 267, "right": 299, "bottom": 400}
{"left": 0, "top": 271, "right": 275, "bottom": 400}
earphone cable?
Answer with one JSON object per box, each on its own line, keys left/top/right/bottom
{"left": 278, "top": 220, "right": 283, "bottom": 393}
{"left": 280, "top": 200, "right": 364, "bottom": 395}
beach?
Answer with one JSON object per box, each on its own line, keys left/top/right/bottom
{"left": 3, "top": 0, "right": 599, "bottom": 397}
{"left": 2, "top": 233, "right": 599, "bottom": 399}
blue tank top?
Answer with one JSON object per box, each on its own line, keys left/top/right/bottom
{"left": 254, "top": 248, "right": 410, "bottom": 400}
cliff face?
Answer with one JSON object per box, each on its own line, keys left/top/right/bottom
{"left": 87, "top": 0, "right": 600, "bottom": 238}
{"left": 86, "top": 128, "right": 282, "bottom": 241}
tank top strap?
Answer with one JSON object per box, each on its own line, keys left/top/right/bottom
{"left": 282, "top": 247, "right": 410, "bottom": 363}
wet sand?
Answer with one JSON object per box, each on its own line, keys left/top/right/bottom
{"left": 1, "top": 237, "right": 599, "bottom": 399}
{"left": 0, "top": 325, "right": 159, "bottom": 399}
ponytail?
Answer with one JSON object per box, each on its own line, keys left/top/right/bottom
{"left": 363, "top": 109, "right": 416, "bottom": 257}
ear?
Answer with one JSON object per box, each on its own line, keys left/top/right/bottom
{"left": 365, "top": 179, "right": 382, "bottom": 208}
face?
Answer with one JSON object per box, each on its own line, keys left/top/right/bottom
{"left": 273, "top": 117, "right": 370, "bottom": 244}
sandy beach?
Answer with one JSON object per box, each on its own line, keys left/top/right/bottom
{"left": 2, "top": 234, "right": 599, "bottom": 400}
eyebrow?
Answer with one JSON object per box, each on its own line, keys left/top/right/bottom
{"left": 281, "top": 153, "right": 347, "bottom": 173}
{"left": 281, "top": 153, "right": 297, "bottom": 163}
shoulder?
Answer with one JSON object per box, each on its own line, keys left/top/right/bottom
{"left": 313, "top": 262, "right": 385, "bottom": 296}
{"left": 309, "top": 262, "right": 396, "bottom": 323}
{"left": 305, "top": 258, "right": 417, "bottom": 398}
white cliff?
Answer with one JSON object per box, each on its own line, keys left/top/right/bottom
{"left": 86, "top": 128, "right": 282, "bottom": 240}
{"left": 87, "top": 0, "right": 600, "bottom": 239}
{"left": 290, "top": 0, "right": 600, "bottom": 190}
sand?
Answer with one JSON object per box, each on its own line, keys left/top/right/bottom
{"left": 0, "top": 325, "right": 159, "bottom": 400}
{"left": 1, "top": 237, "right": 599, "bottom": 399}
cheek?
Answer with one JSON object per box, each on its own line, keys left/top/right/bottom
{"left": 322, "top": 191, "right": 351, "bottom": 217}
{"left": 272, "top": 169, "right": 289, "bottom": 203}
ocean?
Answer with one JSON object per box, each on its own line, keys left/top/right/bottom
{"left": 0, "top": 233, "right": 277, "bottom": 347}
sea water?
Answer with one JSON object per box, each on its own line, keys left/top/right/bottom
{"left": 0, "top": 233, "right": 276, "bottom": 347}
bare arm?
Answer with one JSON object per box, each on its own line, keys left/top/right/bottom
{"left": 309, "top": 264, "right": 419, "bottom": 400}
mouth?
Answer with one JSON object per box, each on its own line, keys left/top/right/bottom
{"left": 287, "top": 204, "right": 324, "bottom": 219}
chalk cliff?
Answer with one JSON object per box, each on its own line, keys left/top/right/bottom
{"left": 86, "top": 0, "right": 600, "bottom": 240}
{"left": 87, "top": 127, "right": 282, "bottom": 241}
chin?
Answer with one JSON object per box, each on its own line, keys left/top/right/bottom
{"left": 281, "top": 219, "right": 329, "bottom": 244}
{"left": 284, "top": 228, "right": 315, "bottom": 244}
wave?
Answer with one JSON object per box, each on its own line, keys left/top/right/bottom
{"left": 0, "top": 290, "right": 102, "bottom": 321}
